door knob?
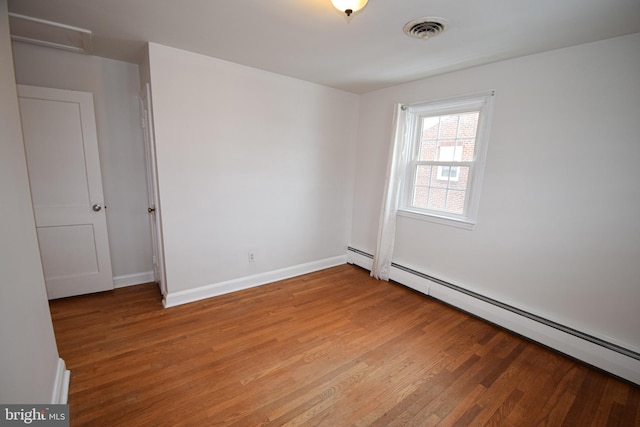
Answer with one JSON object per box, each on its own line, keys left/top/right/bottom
{"left": 92, "top": 204, "right": 102, "bottom": 212}
{"left": 148, "top": 207, "right": 155, "bottom": 213}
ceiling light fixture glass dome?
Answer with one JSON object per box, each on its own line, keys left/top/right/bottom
{"left": 330, "top": 0, "right": 369, "bottom": 17}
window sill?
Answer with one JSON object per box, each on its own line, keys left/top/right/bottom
{"left": 397, "top": 209, "right": 476, "bottom": 230}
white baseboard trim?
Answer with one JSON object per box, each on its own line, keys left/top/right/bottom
{"left": 347, "top": 247, "right": 640, "bottom": 385}
{"left": 113, "top": 271, "right": 155, "bottom": 288}
{"left": 163, "top": 255, "right": 347, "bottom": 308}
{"left": 50, "top": 358, "right": 70, "bottom": 404}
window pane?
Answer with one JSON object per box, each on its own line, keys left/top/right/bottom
{"left": 461, "top": 140, "right": 474, "bottom": 162}
{"left": 419, "top": 111, "right": 480, "bottom": 162}
{"left": 411, "top": 166, "right": 470, "bottom": 214}
{"left": 436, "top": 115, "right": 460, "bottom": 138}
{"left": 430, "top": 167, "right": 447, "bottom": 189}
{"left": 412, "top": 186, "right": 429, "bottom": 209}
{"left": 414, "top": 165, "right": 432, "bottom": 186}
{"left": 422, "top": 116, "right": 440, "bottom": 139}
{"left": 419, "top": 139, "right": 438, "bottom": 161}
{"left": 437, "top": 141, "right": 459, "bottom": 160}
{"left": 439, "top": 166, "right": 457, "bottom": 178}
{"left": 458, "top": 112, "right": 479, "bottom": 138}
{"left": 446, "top": 190, "right": 466, "bottom": 214}
{"left": 448, "top": 166, "right": 470, "bottom": 190}
{"left": 427, "top": 188, "right": 447, "bottom": 211}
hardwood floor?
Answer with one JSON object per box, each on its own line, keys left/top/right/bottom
{"left": 49, "top": 264, "right": 639, "bottom": 426}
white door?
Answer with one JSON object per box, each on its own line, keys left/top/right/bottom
{"left": 140, "top": 83, "right": 167, "bottom": 297}
{"left": 18, "top": 85, "right": 113, "bottom": 299}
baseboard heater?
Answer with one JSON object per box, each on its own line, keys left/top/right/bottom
{"left": 346, "top": 246, "right": 640, "bottom": 385}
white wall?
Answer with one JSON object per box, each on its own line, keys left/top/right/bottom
{"left": 147, "top": 43, "right": 359, "bottom": 295}
{"left": 351, "top": 33, "right": 640, "bottom": 353}
{"left": 11, "top": 42, "right": 154, "bottom": 283}
{"left": 0, "top": 0, "right": 62, "bottom": 403}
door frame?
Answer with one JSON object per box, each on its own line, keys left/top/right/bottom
{"left": 140, "top": 82, "right": 167, "bottom": 298}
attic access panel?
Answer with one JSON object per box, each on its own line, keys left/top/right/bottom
{"left": 9, "top": 13, "right": 92, "bottom": 53}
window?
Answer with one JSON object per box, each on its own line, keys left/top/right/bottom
{"left": 399, "top": 92, "right": 494, "bottom": 229}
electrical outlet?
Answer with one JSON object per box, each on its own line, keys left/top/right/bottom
{"left": 248, "top": 252, "right": 255, "bottom": 263}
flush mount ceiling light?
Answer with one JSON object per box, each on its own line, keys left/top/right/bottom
{"left": 331, "top": 0, "right": 369, "bottom": 17}
{"left": 403, "top": 17, "right": 448, "bottom": 40}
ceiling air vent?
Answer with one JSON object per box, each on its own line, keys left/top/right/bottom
{"left": 403, "top": 18, "right": 447, "bottom": 40}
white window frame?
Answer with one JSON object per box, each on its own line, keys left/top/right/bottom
{"left": 398, "top": 91, "right": 495, "bottom": 230}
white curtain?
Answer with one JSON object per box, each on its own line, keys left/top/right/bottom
{"left": 371, "top": 104, "right": 412, "bottom": 280}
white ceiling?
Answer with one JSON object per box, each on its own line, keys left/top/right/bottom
{"left": 7, "top": 0, "right": 640, "bottom": 93}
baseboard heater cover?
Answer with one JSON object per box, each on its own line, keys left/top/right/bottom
{"left": 346, "top": 246, "right": 640, "bottom": 385}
